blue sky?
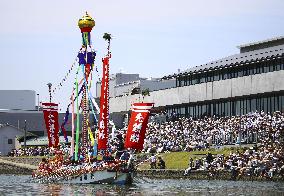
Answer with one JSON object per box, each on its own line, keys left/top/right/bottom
{"left": 0, "top": 0, "right": 283, "bottom": 111}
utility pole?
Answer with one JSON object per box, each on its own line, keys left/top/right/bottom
{"left": 24, "top": 120, "right": 27, "bottom": 153}
{"left": 47, "top": 83, "right": 52, "bottom": 103}
{"left": 37, "top": 93, "right": 40, "bottom": 111}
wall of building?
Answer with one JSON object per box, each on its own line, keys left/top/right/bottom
{"left": 108, "top": 70, "right": 284, "bottom": 113}
{"left": 140, "top": 79, "right": 176, "bottom": 92}
{"left": 0, "top": 112, "right": 74, "bottom": 136}
{"left": 0, "top": 90, "right": 36, "bottom": 110}
{"left": 0, "top": 126, "right": 24, "bottom": 155}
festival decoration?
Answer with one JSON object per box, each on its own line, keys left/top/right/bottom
{"left": 98, "top": 33, "right": 112, "bottom": 150}
{"left": 42, "top": 103, "right": 60, "bottom": 148}
{"left": 124, "top": 103, "right": 154, "bottom": 150}
{"left": 33, "top": 12, "right": 136, "bottom": 185}
{"left": 74, "top": 12, "right": 97, "bottom": 160}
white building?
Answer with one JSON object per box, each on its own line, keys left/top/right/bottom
{"left": 0, "top": 124, "right": 33, "bottom": 155}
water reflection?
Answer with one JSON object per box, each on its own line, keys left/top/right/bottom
{"left": 0, "top": 175, "right": 283, "bottom": 196}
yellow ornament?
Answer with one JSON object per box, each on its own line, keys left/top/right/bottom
{"left": 78, "top": 12, "right": 95, "bottom": 30}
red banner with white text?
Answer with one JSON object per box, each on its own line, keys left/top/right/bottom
{"left": 42, "top": 103, "right": 60, "bottom": 148}
{"left": 124, "top": 103, "right": 154, "bottom": 150}
{"left": 98, "top": 56, "right": 110, "bottom": 150}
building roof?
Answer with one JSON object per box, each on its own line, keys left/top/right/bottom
{"left": 237, "top": 36, "right": 284, "bottom": 49}
{"left": 162, "top": 44, "right": 284, "bottom": 80}
{"left": 0, "top": 123, "right": 36, "bottom": 137}
{"left": 182, "top": 45, "right": 284, "bottom": 74}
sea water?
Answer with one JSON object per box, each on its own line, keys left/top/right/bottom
{"left": 0, "top": 175, "right": 283, "bottom": 196}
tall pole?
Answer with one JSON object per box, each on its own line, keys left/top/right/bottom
{"left": 78, "top": 12, "right": 95, "bottom": 158}
{"left": 24, "top": 120, "right": 27, "bottom": 152}
{"left": 47, "top": 83, "right": 52, "bottom": 103}
{"left": 37, "top": 93, "right": 40, "bottom": 111}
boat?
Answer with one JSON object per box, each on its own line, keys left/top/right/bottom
{"left": 33, "top": 12, "right": 153, "bottom": 185}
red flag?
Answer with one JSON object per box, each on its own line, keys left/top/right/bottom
{"left": 124, "top": 103, "right": 154, "bottom": 150}
{"left": 42, "top": 103, "right": 60, "bottom": 148}
{"left": 98, "top": 57, "right": 110, "bottom": 150}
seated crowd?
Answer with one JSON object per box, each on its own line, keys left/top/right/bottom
{"left": 144, "top": 111, "right": 283, "bottom": 153}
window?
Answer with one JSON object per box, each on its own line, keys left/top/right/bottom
{"left": 236, "top": 100, "right": 240, "bottom": 115}
{"left": 8, "top": 139, "right": 13, "bottom": 144}
{"left": 222, "top": 69, "right": 228, "bottom": 80}
{"left": 200, "top": 73, "right": 206, "bottom": 83}
{"left": 207, "top": 71, "right": 213, "bottom": 82}
{"left": 263, "top": 62, "right": 269, "bottom": 73}
{"left": 263, "top": 97, "right": 268, "bottom": 113}
{"left": 191, "top": 75, "right": 197, "bottom": 85}
{"left": 238, "top": 67, "right": 243, "bottom": 77}
{"left": 214, "top": 70, "right": 220, "bottom": 81}
{"left": 251, "top": 98, "right": 256, "bottom": 112}
{"left": 281, "top": 95, "right": 284, "bottom": 111}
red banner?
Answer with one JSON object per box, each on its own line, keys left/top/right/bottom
{"left": 42, "top": 103, "right": 60, "bottom": 148}
{"left": 124, "top": 103, "right": 154, "bottom": 150}
{"left": 98, "top": 56, "right": 110, "bottom": 150}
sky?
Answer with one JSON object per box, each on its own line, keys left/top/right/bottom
{"left": 0, "top": 0, "right": 283, "bottom": 111}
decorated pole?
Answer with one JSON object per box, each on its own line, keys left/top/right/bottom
{"left": 76, "top": 12, "right": 96, "bottom": 159}
{"left": 98, "top": 33, "right": 112, "bottom": 150}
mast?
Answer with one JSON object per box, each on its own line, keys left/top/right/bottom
{"left": 77, "top": 12, "right": 95, "bottom": 159}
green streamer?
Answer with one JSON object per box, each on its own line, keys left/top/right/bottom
{"left": 75, "top": 77, "right": 80, "bottom": 161}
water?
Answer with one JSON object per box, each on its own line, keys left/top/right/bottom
{"left": 0, "top": 175, "right": 283, "bottom": 196}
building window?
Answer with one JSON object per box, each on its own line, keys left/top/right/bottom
{"left": 8, "top": 139, "right": 13, "bottom": 144}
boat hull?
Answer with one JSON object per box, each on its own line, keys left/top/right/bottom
{"left": 59, "top": 170, "right": 133, "bottom": 185}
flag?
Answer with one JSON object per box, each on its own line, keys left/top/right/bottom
{"left": 42, "top": 103, "right": 60, "bottom": 148}
{"left": 124, "top": 103, "right": 154, "bottom": 150}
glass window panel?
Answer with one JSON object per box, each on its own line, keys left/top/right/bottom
{"left": 276, "top": 59, "right": 281, "bottom": 71}
{"left": 263, "top": 97, "right": 268, "bottom": 113}
{"left": 213, "top": 70, "right": 219, "bottom": 81}
{"left": 200, "top": 73, "right": 206, "bottom": 83}
{"left": 207, "top": 72, "right": 213, "bottom": 82}
{"left": 246, "top": 99, "right": 251, "bottom": 113}
{"left": 228, "top": 101, "right": 231, "bottom": 116}
{"left": 257, "top": 98, "right": 262, "bottom": 112}
{"left": 181, "top": 107, "right": 185, "bottom": 115}
{"left": 222, "top": 69, "right": 227, "bottom": 80}
{"left": 281, "top": 59, "right": 284, "bottom": 70}
{"left": 281, "top": 96, "right": 284, "bottom": 112}
{"left": 224, "top": 102, "right": 228, "bottom": 116}
{"left": 219, "top": 103, "right": 222, "bottom": 116}
{"left": 263, "top": 62, "right": 269, "bottom": 73}
{"left": 267, "top": 97, "right": 271, "bottom": 113}
{"left": 236, "top": 100, "right": 240, "bottom": 116}
{"left": 183, "top": 76, "right": 187, "bottom": 86}
{"left": 251, "top": 98, "right": 256, "bottom": 112}
{"left": 243, "top": 66, "right": 249, "bottom": 76}
{"left": 230, "top": 68, "right": 235, "bottom": 78}
{"left": 238, "top": 67, "right": 243, "bottom": 77}
{"left": 268, "top": 61, "right": 274, "bottom": 72}
{"left": 274, "top": 96, "right": 279, "bottom": 112}
{"left": 256, "top": 63, "right": 261, "bottom": 74}
{"left": 202, "top": 105, "right": 206, "bottom": 116}
{"left": 271, "top": 96, "right": 275, "bottom": 113}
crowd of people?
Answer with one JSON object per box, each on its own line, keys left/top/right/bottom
{"left": 144, "top": 111, "right": 283, "bottom": 153}
{"left": 8, "top": 146, "right": 50, "bottom": 157}
{"left": 8, "top": 145, "right": 70, "bottom": 157}
{"left": 184, "top": 144, "right": 284, "bottom": 179}
{"left": 145, "top": 110, "right": 284, "bottom": 179}
{"left": 7, "top": 110, "right": 284, "bottom": 180}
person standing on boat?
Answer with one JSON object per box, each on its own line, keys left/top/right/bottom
{"left": 150, "top": 154, "right": 157, "bottom": 169}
